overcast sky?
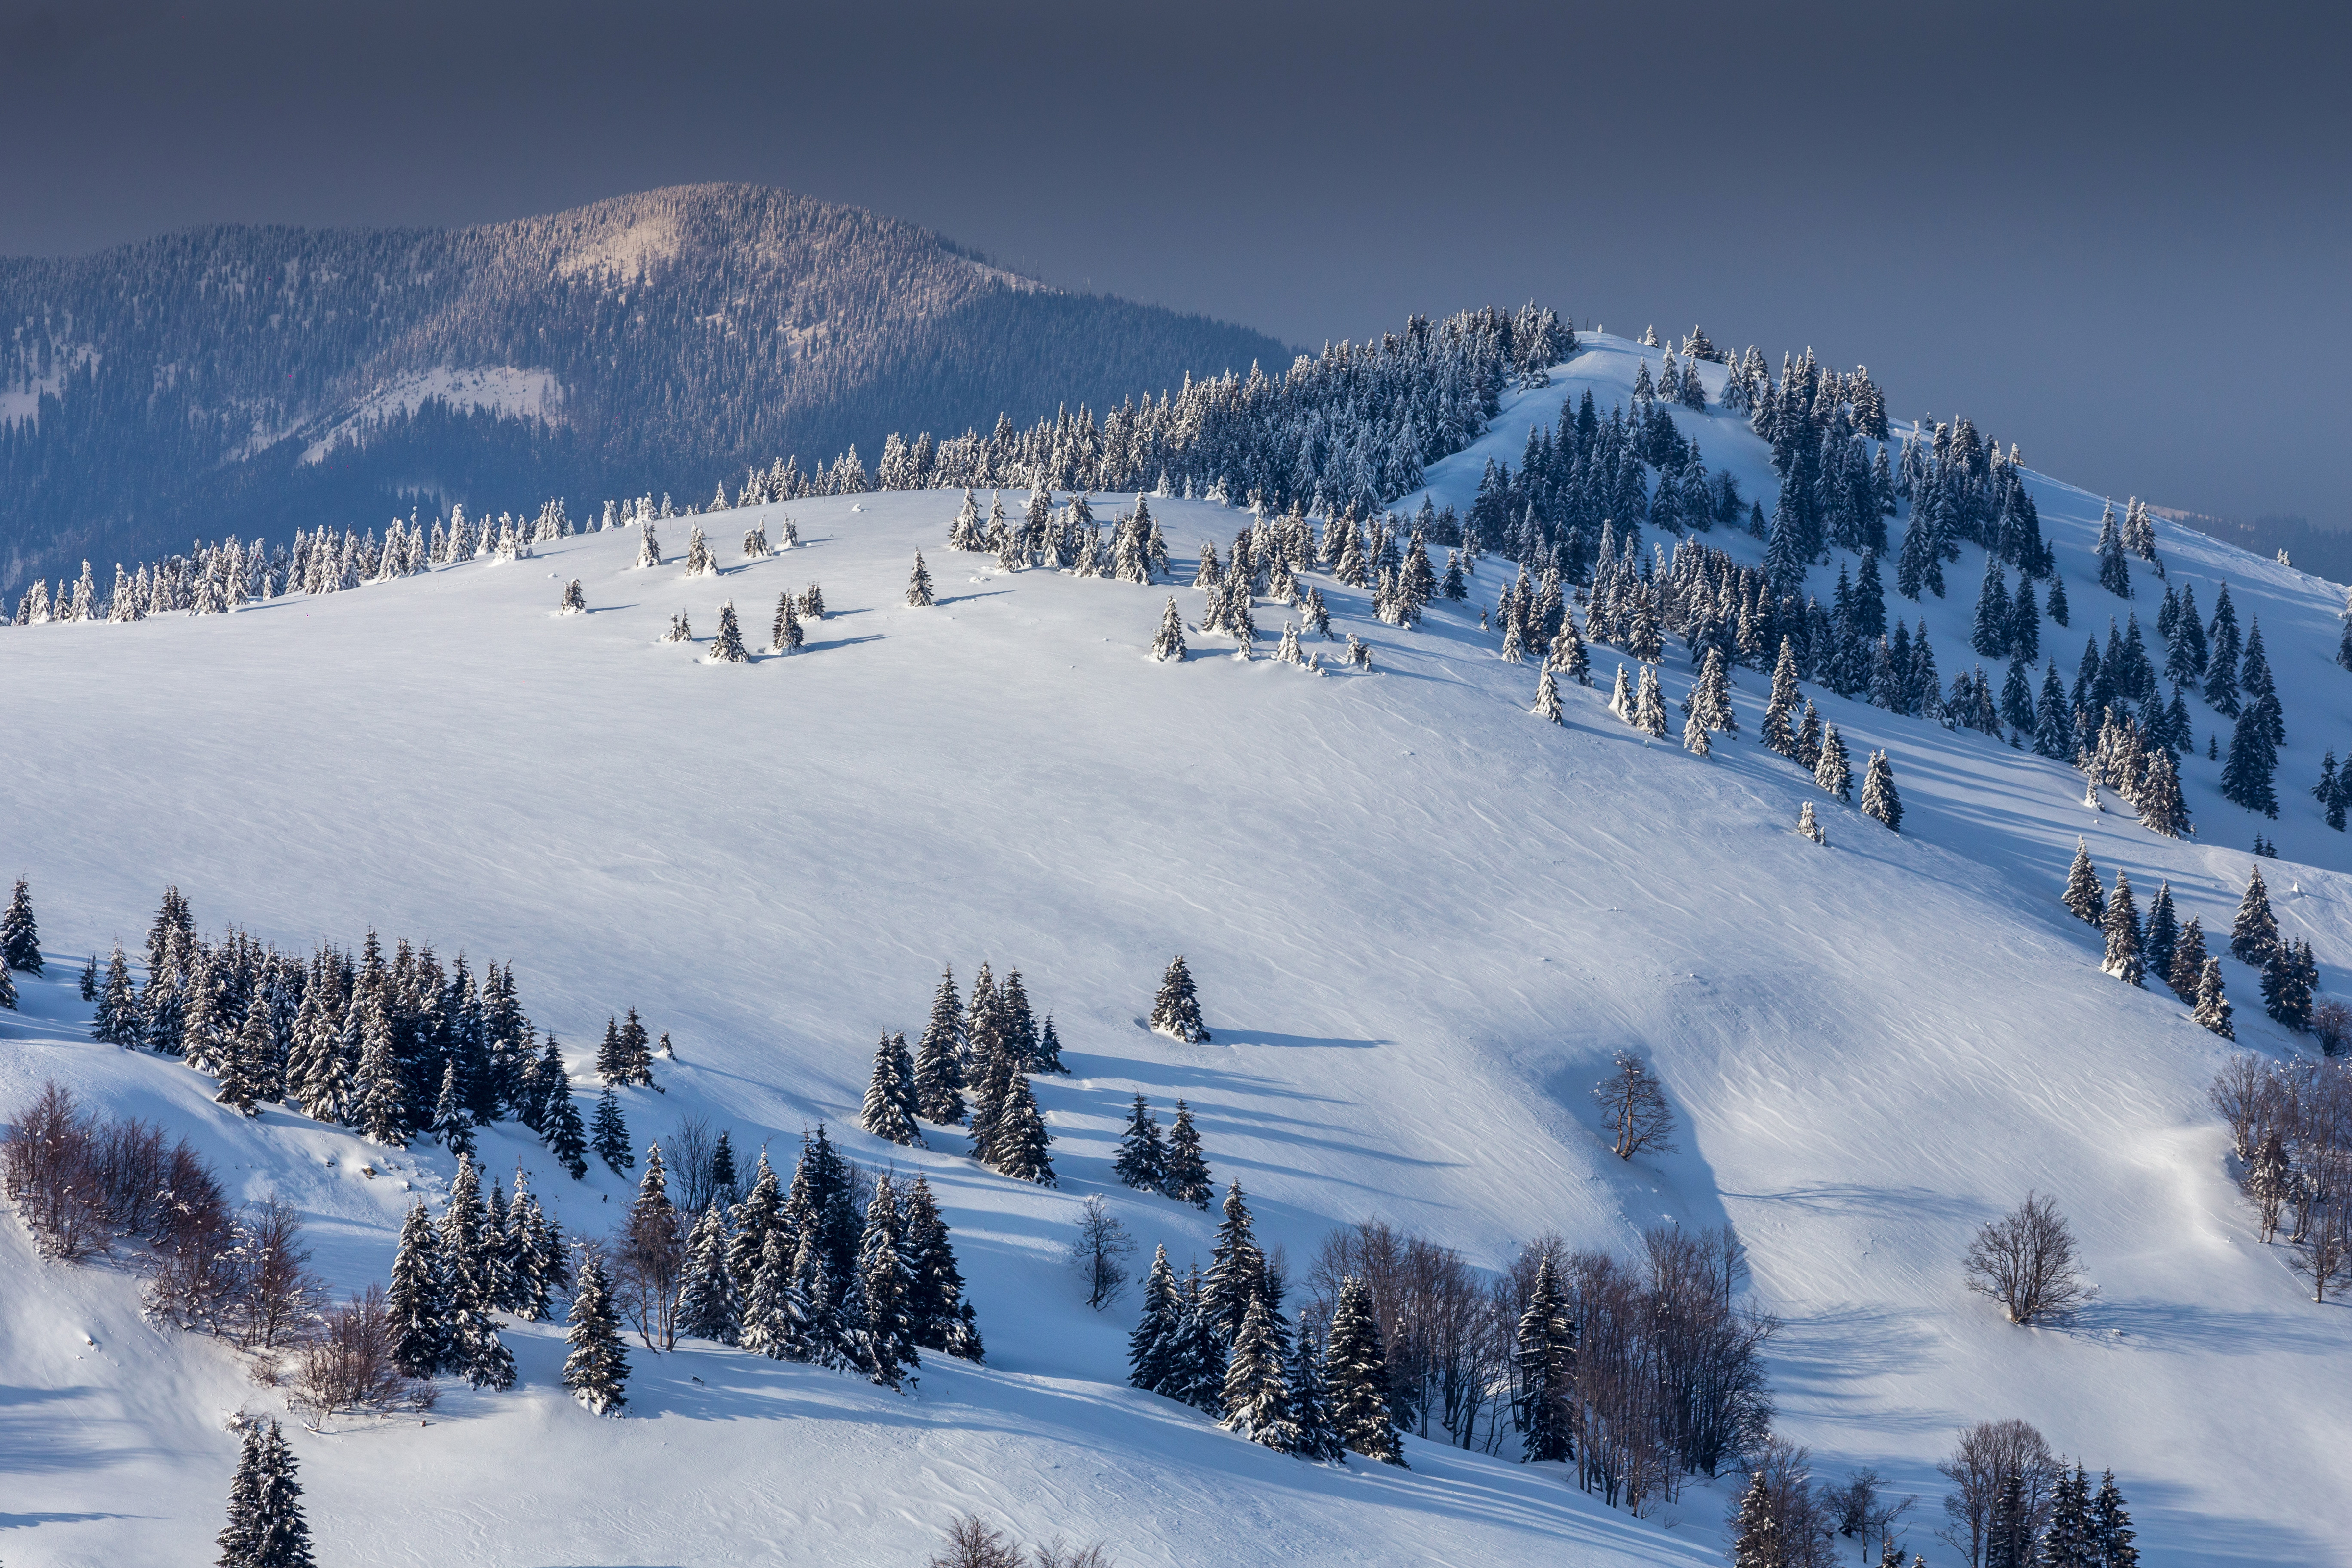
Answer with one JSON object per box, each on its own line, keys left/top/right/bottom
{"left": 3, "top": 0, "right": 2344, "bottom": 523}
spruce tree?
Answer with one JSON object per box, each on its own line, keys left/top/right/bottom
{"left": 1288, "top": 1322, "right": 1347, "bottom": 1463}
{"left": 2230, "top": 866, "right": 2279, "bottom": 967}
{"left": 1202, "top": 1180, "right": 1268, "bottom": 1341}
{"left": 770, "top": 590, "right": 804, "bottom": 654}
{"left": 2137, "top": 751, "right": 2191, "bottom": 839}
{"left": 2220, "top": 706, "right": 2279, "bottom": 818}
{"left": 545, "top": 1063, "right": 589, "bottom": 1179}
{"left": 2101, "top": 870, "right": 2144, "bottom": 986}
{"left": 93, "top": 942, "right": 139, "bottom": 1045}
{"left": 726, "top": 1152, "right": 785, "bottom": 1299}
{"left": 2144, "top": 882, "right": 2180, "bottom": 984}
{"left": 1165, "top": 1278, "right": 1230, "bottom": 1413}
{"left": 214, "top": 997, "right": 271, "bottom": 1117}
{"left": 1114, "top": 1093, "right": 1168, "bottom": 1191}
{"left": 1325, "top": 1277, "right": 1405, "bottom": 1466}
{"left": 591, "top": 1088, "right": 633, "bottom": 1175}
{"left": 1729, "top": 1472, "right": 1778, "bottom": 1568}
{"left": 2168, "top": 915, "right": 2209, "bottom": 1001}
{"left": 1033, "top": 1014, "right": 1066, "bottom": 1074}
{"left": 738, "top": 1229, "right": 801, "bottom": 1361}
{"left": 440, "top": 1155, "right": 515, "bottom": 1391}
{"left": 1162, "top": 1100, "right": 1213, "bottom": 1207}
{"left": 900, "top": 1173, "right": 975, "bottom": 1358}
{"left": 2193, "top": 958, "right": 2235, "bottom": 1039}
{"left": 913, "top": 966, "right": 967, "bottom": 1124}
{"left": 1634, "top": 664, "right": 1670, "bottom": 739}
{"left": 1221, "top": 1294, "right": 1298, "bottom": 1451}
{"left": 708, "top": 600, "right": 748, "bottom": 662}
{"left": 1152, "top": 597, "right": 1188, "bottom": 661}
{"left": 388, "top": 1203, "right": 448, "bottom": 1377}
{"left": 0, "top": 877, "right": 40, "bottom": 973}
{"left": 1150, "top": 955, "right": 1211, "bottom": 1043}
{"left": 989, "top": 1070, "right": 1056, "bottom": 1186}
{"left": 2090, "top": 1471, "right": 2139, "bottom": 1568}
{"left": 2262, "top": 939, "right": 2315, "bottom": 1031}
{"left": 2063, "top": 839, "right": 2106, "bottom": 923}
{"left": 1816, "top": 724, "right": 1852, "bottom": 802}
{"left": 858, "top": 1172, "right": 919, "bottom": 1386}
{"left": 676, "top": 1202, "right": 739, "bottom": 1343}
{"left": 564, "top": 1249, "right": 631, "bottom": 1415}
{"left": 2042, "top": 1465, "right": 2095, "bottom": 1568}
{"left": 860, "top": 1032, "right": 923, "bottom": 1146}
{"left": 353, "top": 1001, "right": 407, "bottom": 1148}
{"left": 216, "top": 1419, "right": 315, "bottom": 1568}
{"left": 1532, "top": 663, "right": 1563, "bottom": 724}
{"left": 507, "top": 1171, "right": 563, "bottom": 1321}
{"left": 1128, "top": 1244, "right": 1182, "bottom": 1392}
{"left": 1514, "top": 1254, "right": 1574, "bottom": 1463}
{"left": 906, "top": 551, "right": 935, "bottom": 607}
{"left": 1862, "top": 749, "right": 1903, "bottom": 832}
{"left": 432, "top": 1057, "right": 472, "bottom": 1155}
{"left": 1761, "top": 637, "right": 1800, "bottom": 756}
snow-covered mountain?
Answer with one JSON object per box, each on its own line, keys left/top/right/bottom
{"left": 4, "top": 335, "right": 2348, "bottom": 1567}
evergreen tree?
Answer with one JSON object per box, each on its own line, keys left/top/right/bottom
{"left": 1221, "top": 1294, "right": 1298, "bottom": 1451}
{"left": 440, "top": 1154, "right": 515, "bottom": 1391}
{"left": 901, "top": 1173, "right": 978, "bottom": 1359}
{"left": 388, "top": 1202, "right": 448, "bottom": 1377}
{"left": 2193, "top": 958, "right": 2234, "bottom": 1039}
{"left": 1162, "top": 1100, "right": 1213, "bottom": 1207}
{"left": 2220, "top": 706, "right": 2279, "bottom": 818}
{"left": 591, "top": 1088, "right": 633, "bottom": 1175}
{"left": 2101, "top": 870, "right": 2144, "bottom": 986}
{"left": 2137, "top": 752, "right": 2191, "bottom": 839}
{"left": 1162, "top": 1277, "right": 1230, "bottom": 1413}
{"left": 1202, "top": 1180, "right": 1268, "bottom": 1341}
{"left": 93, "top": 942, "right": 138, "bottom": 1045}
{"left": 215, "top": 1419, "right": 314, "bottom": 1568}
{"left": 2240, "top": 620, "right": 2281, "bottom": 743}
{"left": 858, "top": 1172, "right": 919, "bottom": 1386}
{"left": 770, "top": 590, "right": 804, "bottom": 654}
{"left": 1115, "top": 1093, "right": 1168, "bottom": 1191}
{"left": 352, "top": 1000, "right": 407, "bottom": 1148}
{"left": 2205, "top": 585, "right": 2243, "bottom": 713}
{"left": 726, "top": 1151, "right": 785, "bottom": 1299}
{"left": 988, "top": 1069, "right": 1056, "bottom": 1186}
{"left": 1973, "top": 556, "right": 2011, "bottom": 659}
{"left": 507, "top": 1171, "right": 563, "bottom": 1321}
{"left": 2063, "top": 838, "right": 2106, "bottom": 924}
{"left": 1532, "top": 663, "right": 1563, "bottom": 724}
{"left": 564, "top": 1249, "right": 630, "bottom": 1415}
{"left": 738, "top": 1229, "right": 802, "bottom": 1361}
{"left": 1729, "top": 1472, "right": 1777, "bottom": 1568}
{"left": 676, "top": 1202, "right": 739, "bottom": 1343}
{"left": 860, "top": 1031, "right": 924, "bottom": 1146}
{"left": 1986, "top": 1471, "right": 2028, "bottom": 1568}
{"left": 0, "top": 877, "right": 40, "bottom": 973}
{"left": 1033, "top": 1014, "right": 1066, "bottom": 1074}
{"left": 2036, "top": 1458, "right": 2092, "bottom": 1564}
{"left": 2095, "top": 504, "right": 2132, "bottom": 598}
{"left": 544, "top": 1061, "right": 589, "bottom": 1179}
{"left": 906, "top": 551, "right": 935, "bottom": 607}
{"left": 913, "top": 966, "right": 967, "bottom": 1124}
{"left": 1152, "top": 596, "right": 1188, "bottom": 661}
{"left": 2090, "top": 1472, "right": 2139, "bottom": 1568}
{"left": 707, "top": 600, "right": 748, "bottom": 662}
{"left": 2047, "top": 572, "right": 2070, "bottom": 628}
{"left": 1816, "top": 724, "right": 1853, "bottom": 802}
{"left": 1862, "top": 749, "right": 1903, "bottom": 832}
{"left": 2168, "top": 915, "right": 2209, "bottom": 1000}
{"left": 1128, "top": 1245, "right": 1182, "bottom": 1392}
{"left": 432, "top": 1057, "right": 473, "bottom": 1156}
{"left": 1514, "top": 1254, "right": 1574, "bottom": 1464}
{"left": 1150, "top": 955, "right": 1211, "bottom": 1043}
{"left": 1325, "top": 1277, "right": 1405, "bottom": 1465}
{"left": 215, "top": 996, "right": 272, "bottom": 1118}
{"left": 2230, "top": 866, "right": 2279, "bottom": 968}
{"left": 1288, "top": 1321, "right": 1347, "bottom": 1463}
{"left": 1686, "top": 646, "right": 1738, "bottom": 735}
{"left": 1634, "top": 665, "right": 1671, "bottom": 739}
{"left": 2261, "top": 938, "right": 2316, "bottom": 1031}
{"left": 1761, "top": 637, "right": 1800, "bottom": 756}
{"left": 2144, "top": 882, "right": 2180, "bottom": 984}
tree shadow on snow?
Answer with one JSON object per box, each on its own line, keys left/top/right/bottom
{"left": 2065, "top": 1295, "right": 2352, "bottom": 1355}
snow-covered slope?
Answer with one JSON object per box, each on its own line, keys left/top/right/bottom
{"left": 5, "top": 336, "right": 2350, "bottom": 1566}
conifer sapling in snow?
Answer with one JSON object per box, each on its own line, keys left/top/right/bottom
{"left": 1150, "top": 954, "right": 1211, "bottom": 1043}
{"left": 770, "top": 590, "right": 804, "bottom": 653}
{"left": 906, "top": 551, "right": 935, "bottom": 607}
{"left": 2101, "top": 870, "right": 2144, "bottom": 986}
{"left": 1633, "top": 665, "right": 1670, "bottom": 739}
{"left": 2193, "top": 959, "right": 2234, "bottom": 1039}
{"left": 1862, "top": 749, "right": 1902, "bottom": 832}
{"left": 2063, "top": 839, "right": 2106, "bottom": 924}
{"left": 2230, "top": 865, "right": 2279, "bottom": 968}
{"left": 1798, "top": 801, "right": 1825, "bottom": 845}
{"left": 1152, "top": 596, "right": 1188, "bottom": 661}
{"left": 707, "top": 600, "right": 748, "bottom": 662}
{"left": 564, "top": 1247, "right": 631, "bottom": 1415}
{"left": 216, "top": 1419, "right": 315, "bottom": 1568}
{"left": 1161, "top": 1099, "right": 1213, "bottom": 1207}
{"left": 1532, "top": 663, "right": 1563, "bottom": 724}
{"left": 1, "top": 877, "right": 42, "bottom": 974}
{"left": 1115, "top": 1093, "right": 1168, "bottom": 1191}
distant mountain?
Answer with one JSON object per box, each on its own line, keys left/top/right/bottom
{"left": 0, "top": 183, "right": 1291, "bottom": 590}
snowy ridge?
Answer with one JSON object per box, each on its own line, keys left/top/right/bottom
{"left": 296, "top": 367, "right": 565, "bottom": 466}
{"left": 4, "top": 338, "right": 2351, "bottom": 1565}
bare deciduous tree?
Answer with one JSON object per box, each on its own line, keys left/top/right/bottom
{"left": 1592, "top": 1051, "right": 1676, "bottom": 1161}
{"left": 227, "top": 1195, "right": 323, "bottom": 1351}
{"left": 1962, "top": 1192, "right": 2090, "bottom": 1325}
{"left": 1066, "top": 1195, "right": 1136, "bottom": 1311}
{"left": 294, "top": 1285, "right": 432, "bottom": 1425}
{"left": 926, "top": 1515, "right": 1112, "bottom": 1568}
{"left": 665, "top": 1116, "right": 719, "bottom": 1216}
{"left": 1936, "top": 1419, "right": 2058, "bottom": 1568}
{"left": 1729, "top": 1436, "right": 1841, "bottom": 1568}
{"left": 2292, "top": 1162, "right": 2352, "bottom": 1303}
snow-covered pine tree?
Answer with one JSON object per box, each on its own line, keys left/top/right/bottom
{"left": 1532, "top": 663, "right": 1563, "bottom": 724}
{"left": 860, "top": 1032, "right": 923, "bottom": 1146}
{"left": 591, "top": 1088, "right": 633, "bottom": 1175}
{"left": 738, "top": 1229, "right": 802, "bottom": 1361}
{"left": 544, "top": 1055, "right": 589, "bottom": 1179}
{"left": 2063, "top": 839, "right": 2106, "bottom": 923}
{"left": 725, "top": 1151, "right": 785, "bottom": 1299}
{"left": 1689, "top": 646, "right": 1738, "bottom": 735}
{"left": 770, "top": 590, "right": 804, "bottom": 653}
{"left": 430, "top": 1056, "right": 473, "bottom": 1156}
{"left": 1514, "top": 1254, "right": 1574, "bottom": 1463}
{"left": 1861, "top": 749, "right": 1902, "bottom": 832}
{"left": 1729, "top": 1472, "right": 1778, "bottom": 1568}
{"left": 2144, "top": 882, "right": 2180, "bottom": 984}
{"left": 214, "top": 995, "right": 273, "bottom": 1117}
{"left": 900, "top": 1172, "right": 977, "bottom": 1359}
{"left": 1162, "top": 1100, "right": 1213, "bottom": 1207}
{"left": 988, "top": 1070, "right": 1055, "bottom": 1186}
{"left": 2137, "top": 750, "right": 2190, "bottom": 838}
{"left": 707, "top": 600, "right": 748, "bottom": 662}
{"left": 1127, "top": 1245, "right": 1184, "bottom": 1395}
{"left": 1202, "top": 1180, "right": 1268, "bottom": 1340}
{"left": 2101, "top": 870, "right": 2145, "bottom": 986}
{"left": 507, "top": 1171, "right": 563, "bottom": 1320}
{"left": 1608, "top": 663, "right": 1633, "bottom": 722}
{"left": 93, "top": 943, "right": 138, "bottom": 1044}
{"left": 2230, "top": 865, "right": 2279, "bottom": 967}
{"left": 564, "top": 1248, "right": 630, "bottom": 1414}
{"left": 635, "top": 524, "right": 662, "bottom": 569}
{"left": 2193, "top": 959, "right": 2234, "bottom": 1039}
{"left": 2261, "top": 938, "right": 2315, "bottom": 1031}
{"left": 1325, "top": 1276, "right": 1405, "bottom": 1466}
{"left": 2042, "top": 1465, "right": 2095, "bottom": 1568}
{"left": 2220, "top": 705, "right": 2280, "bottom": 817}
{"left": 1634, "top": 666, "right": 1671, "bottom": 739}
{"left": 1287, "top": 1319, "right": 1347, "bottom": 1463}
{"left": 1761, "top": 637, "right": 1800, "bottom": 756}
{"left": 2091, "top": 1471, "right": 2139, "bottom": 1568}
{"left": 906, "top": 551, "right": 935, "bottom": 607}
{"left": 1816, "top": 724, "right": 1853, "bottom": 802}
{"left": 2167, "top": 915, "right": 2208, "bottom": 1000}
{"left": 559, "top": 579, "right": 586, "bottom": 614}
{"left": 1221, "top": 1293, "right": 1298, "bottom": 1451}
{"left": 676, "top": 1202, "right": 739, "bottom": 1344}
{"left": 353, "top": 1001, "right": 407, "bottom": 1148}
{"left": 1152, "top": 596, "right": 1187, "bottom": 662}
{"left": 914, "top": 966, "right": 966, "bottom": 1124}
{"left": 215, "top": 1419, "right": 314, "bottom": 1568}
{"left": 440, "top": 1154, "right": 515, "bottom": 1390}
{"left": 1, "top": 877, "right": 41, "bottom": 973}
{"left": 1032, "top": 1014, "right": 1066, "bottom": 1074}
{"left": 1114, "top": 1093, "right": 1168, "bottom": 1191}
{"left": 1798, "top": 801, "right": 1826, "bottom": 844}
{"left": 1150, "top": 955, "right": 1211, "bottom": 1043}
{"left": 388, "top": 1202, "right": 448, "bottom": 1378}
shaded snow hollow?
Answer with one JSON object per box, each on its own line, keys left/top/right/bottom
{"left": 4, "top": 338, "right": 2351, "bottom": 1565}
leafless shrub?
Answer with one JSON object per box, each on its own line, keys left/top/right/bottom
{"left": 1029, "top": 1539, "right": 1116, "bottom": 1568}
{"left": 294, "top": 1285, "right": 432, "bottom": 1424}
{"left": 224, "top": 1196, "right": 324, "bottom": 1351}
{"left": 1937, "top": 1419, "right": 2058, "bottom": 1568}
{"left": 1592, "top": 1051, "right": 1676, "bottom": 1161}
{"left": 2, "top": 1081, "right": 112, "bottom": 1258}
{"left": 2292, "top": 1154, "right": 2352, "bottom": 1302}
{"left": 614, "top": 1205, "right": 686, "bottom": 1351}
{"left": 665, "top": 1116, "right": 719, "bottom": 1215}
{"left": 1825, "top": 1466, "right": 1913, "bottom": 1559}
{"left": 1961, "top": 1193, "right": 2091, "bottom": 1325}
{"left": 2314, "top": 998, "right": 2352, "bottom": 1057}
{"left": 1066, "top": 1195, "right": 1135, "bottom": 1311}
{"left": 927, "top": 1516, "right": 1025, "bottom": 1568}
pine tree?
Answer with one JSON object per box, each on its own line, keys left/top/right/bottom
{"left": 353, "top": 1000, "right": 407, "bottom": 1147}
{"left": 564, "top": 1249, "right": 631, "bottom": 1414}
{"left": 738, "top": 1229, "right": 802, "bottom": 1361}
{"left": 1816, "top": 724, "right": 1853, "bottom": 801}
{"left": 860, "top": 1032, "right": 923, "bottom": 1146}
{"left": 1128, "top": 1245, "right": 1182, "bottom": 1392}
{"left": 1033, "top": 1014, "right": 1066, "bottom": 1074}
{"left": 432, "top": 1057, "right": 472, "bottom": 1156}
{"left": 2144, "top": 882, "right": 2180, "bottom": 984}
{"left": 0, "top": 877, "right": 41, "bottom": 973}
{"left": 506, "top": 1171, "right": 563, "bottom": 1321}
{"left": 2262, "top": 938, "right": 2315, "bottom": 1030}
{"left": 544, "top": 1061, "right": 589, "bottom": 1179}
{"left": 770, "top": 590, "right": 804, "bottom": 653}
{"left": 1202, "top": 1180, "right": 1268, "bottom": 1340}
{"left": 441, "top": 1154, "right": 515, "bottom": 1391}
{"left": 1150, "top": 955, "right": 1211, "bottom": 1043}
{"left": 1114, "top": 1093, "right": 1168, "bottom": 1191}
{"left": 591, "top": 1088, "right": 633, "bottom": 1175}
{"left": 1288, "top": 1321, "right": 1347, "bottom": 1462}
{"left": 676, "top": 1202, "right": 739, "bottom": 1343}
{"left": 1163, "top": 1278, "right": 1230, "bottom": 1412}
{"left": 214, "top": 995, "right": 273, "bottom": 1118}
{"left": 1862, "top": 749, "right": 1903, "bottom": 832}
{"left": 1152, "top": 596, "right": 1187, "bottom": 661}
{"left": 1761, "top": 637, "right": 1800, "bottom": 756}
{"left": 1222, "top": 1293, "right": 1298, "bottom": 1451}
{"left": 2090, "top": 1472, "right": 2139, "bottom": 1568}
{"left": 914, "top": 966, "right": 967, "bottom": 1124}
{"left": 2101, "top": 870, "right": 2145, "bottom": 986}
{"left": 1514, "top": 1254, "right": 1574, "bottom": 1463}
{"left": 1798, "top": 800, "right": 1826, "bottom": 844}
{"left": 92, "top": 942, "right": 138, "bottom": 1044}
{"left": 1532, "top": 663, "right": 1563, "bottom": 724}
{"left": 1687, "top": 646, "right": 1738, "bottom": 735}
{"left": 726, "top": 1151, "right": 784, "bottom": 1300}
{"left": 1634, "top": 665, "right": 1670, "bottom": 739}
{"left": 2040, "top": 1464, "right": 2096, "bottom": 1568}
{"left": 859, "top": 1172, "right": 919, "bottom": 1386}
{"left": 2168, "top": 915, "right": 2208, "bottom": 1000}
{"left": 1162, "top": 1100, "right": 1213, "bottom": 1207}
{"left": 704, "top": 599, "right": 748, "bottom": 662}
{"left": 1729, "top": 1472, "right": 1778, "bottom": 1568}
{"left": 901, "top": 1173, "right": 977, "bottom": 1359}
{"left": 388, "top": 1202, "right": 448, "bottom": 1378}
{"left": 988, "top": 1070, "right": 1056, "bottom": 1186}
{"left": 216, "top": 1419, "right": 314, "bottom": 1568}
{"left": 2231, "top": 866, "right": 2279, "bottom": 967}
{"left": 2193, "top": 958, "right": 2235, "bottom": 1039}
{"left": 2063, "top": 839, "right": 2106, "bottom": 923}
{"left": 1325, "top": 1277, "right": 1405, "bottom": 1466}
{"left": 2137, "top": 751, "right": 2191, "bottom": 839}
{"left": 2220, "top": 705, "right": 2279, "bottom": 818}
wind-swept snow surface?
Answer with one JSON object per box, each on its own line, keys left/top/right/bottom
{"left": 4, "top": 338, "right": 2350, "bottom": 1565}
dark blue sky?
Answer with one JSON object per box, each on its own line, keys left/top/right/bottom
{"left": 3, "top": 0, "right": 2343, "bottom": 524}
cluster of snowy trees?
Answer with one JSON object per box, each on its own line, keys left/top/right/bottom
{"left": 1927, "top": 1420, "right": 2139, "bottom": 1568}
{"left": 2209, "top": 1053, "right": 2352, "bottom": 1302}
{"left": 1128, "top": 1201, "right": 1777, "bottom": 1516}
{"left": 858, "top": 963, "right": 1062, "bottom": 1186}
{"left": 82, "top": 885, "right": 602, "bottom": 1177}
{"left": 1111, "top": 1095, "right": 1215, "bottom": 1206}
{"left": 216, "top": 1418, "right": 316, "bottom": 1568}
{"left": 383, "top": 1152, "right": 558, "bottom": 1393}
{"left": 2063, "top": 849, "right": 2320, "bottom": 1038}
